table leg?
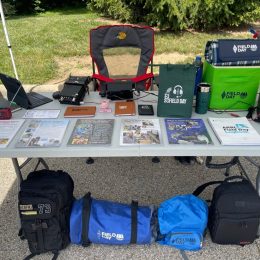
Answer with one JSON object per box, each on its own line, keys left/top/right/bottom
{"left": 244, "top": 157, "right": 260, "bottom": 195}
{"left": 11, "top": 158, "right": 50, "bottom": 186}
{"left": 11, "top": 158, "right": 23, "bottom": 185}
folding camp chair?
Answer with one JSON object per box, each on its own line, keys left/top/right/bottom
{"left": 90, "top": 25, "right": 155, "bottom": 99}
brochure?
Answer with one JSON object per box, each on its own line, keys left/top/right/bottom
{"left": 0, "top": 119, "right": 25, "bottom": 148}
{"left": 16, "top": 119, "right": 69, "bottom": 148}
{"left": 208, "top": 117, "right": 260, "bottom": 145}
{"left": 23, "top": 109, "right": 60, "bottom": 119}
{"left": 120, "top": 119, "right": 161, "bottom": 145}
{"left": 165, "top": 118, "right": 212, "bottom": 144}
{"left": 68, "top": 119, "right": 114, "bottom": 145}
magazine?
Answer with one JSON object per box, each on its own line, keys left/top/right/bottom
{"left": 16, "top": 119, "right": 69, "bottom": 148}
{"left": 120, "top": 119, "right": 161, "bottom": 145}
{"left": 68, "top": 119, "right": 114, "bottom": 145}
{"left": 208, "top": 117, "right": 260, "bottom": 145}
{"left": 0, "top": 119, "right": 25, "bottom": 148}
{"left": 165, "top": 118, "right": 212, "bottom": 144}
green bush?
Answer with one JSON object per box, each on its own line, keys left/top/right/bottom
{"left": 88, "top": 0, "right": 131, "bottom": 21}
{"left": 89, "top": 0, "right": 260, "bottom": 31}
{"left": 194, "top": 0, "right": 260, "bottom": 29}
{"left": 1, "top": 1, "right": 16, "bottom": 15}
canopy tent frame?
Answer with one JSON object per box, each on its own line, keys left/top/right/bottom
{"left": 0, "top": 0, "right": 19, "bottom": 79}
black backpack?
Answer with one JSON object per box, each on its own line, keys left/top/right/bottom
{"left": 18, "top": 169, "right": 74, "bottom": 259}
{"left": 193, "top": 176, "right": 260, "bottom": 245}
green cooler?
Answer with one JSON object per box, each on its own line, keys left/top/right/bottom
{"left": 202, "top": 61, "right": 260, "bottom": 110}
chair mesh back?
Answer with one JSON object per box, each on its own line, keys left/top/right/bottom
{"left": 90, "top": 25, "right": 154, "bottom": 79}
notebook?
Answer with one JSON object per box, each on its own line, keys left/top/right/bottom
{"left": 115, "top": 101, "right": 136, "bottom": 116}
{"left": 64, "top": 106, "right": 96, "bottom": 117}
{"left": 0, "top": 73, "right": 52, "bottom": 109}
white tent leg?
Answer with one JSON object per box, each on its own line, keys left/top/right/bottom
{"left": 0, "top": 0, "right": 19, "bottom": 79}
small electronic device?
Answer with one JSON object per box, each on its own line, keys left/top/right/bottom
{"left": 59, "top": 84, "right": 86, "bottom": 105}
{"left": 105, "top": 81, "right": 133, "bottom": 100}
{"left": 138, "top": 104, "right": 154, "bottom": 115}
{"left": 59, "top": 76, "right": 89, "bottom": 105}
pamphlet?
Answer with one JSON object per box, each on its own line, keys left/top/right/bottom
{"left": 208, "top": 117, "right": 260, "bottom": 145}
{"left": 165, "top": 118, "right": 212, "bottom": 144}
{"left": 23, "top": 109, "right": 60, "bottom": 119}
{"left": 68, "top": 119, "right": 114, "bottom": 145}
{"left": 16, "top": 119, "right": 69, "bottom": 148}
{"left": 0, "top": 119, "right": 25, "bottom": 148}
{"left": 120, "top": 119, "right": 161, "bottom": 145}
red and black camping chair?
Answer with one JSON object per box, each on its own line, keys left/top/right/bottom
{"left": 90, "top": 25, "right": 155, "bottom": 99}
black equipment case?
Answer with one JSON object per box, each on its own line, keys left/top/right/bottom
{"left": 193, "top": 176, "right": 260, "bottom": 245}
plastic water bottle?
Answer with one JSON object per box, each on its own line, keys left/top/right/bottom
{"left": 194, "top": 56, "right": 203, "bottom": 95}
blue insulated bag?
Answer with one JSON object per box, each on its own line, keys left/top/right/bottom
{"left": 205, "top": 39, "right": 260, "bottom": 66}
{"left": 157, "top": 194, "right": 208, "bottom": 251}
{"left": 70, "top": 193, "right": 153, "bottom": 245}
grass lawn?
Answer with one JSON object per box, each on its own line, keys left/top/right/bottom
{"left": 0, "top": 7, "right": 255, "bottom": 84}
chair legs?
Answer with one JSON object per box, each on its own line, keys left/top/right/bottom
{"left": 152, "top": 156, "right": 160, "bottom": 163}
{"left": 86, "top": 157, "right": 94, "bottom": 164}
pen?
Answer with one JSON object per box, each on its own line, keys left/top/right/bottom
{"left": 230, "top": 113, "right": 240, "bottom": 117}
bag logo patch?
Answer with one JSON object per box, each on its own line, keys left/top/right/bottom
{"left": 164, "top": 85, "right": 187, "bottom": 104}
{"left": 233, "top": 44, "right": 258, "bottom": 53}
{"left": 221, "top": 91, "right": 247, "bottom": 100}
{"left": 20, "top": 204, "right": 33, "bottom": 210}
{"left": 38, "top": 203, "right": 51, "bottom": 214}
{"left": 97, "top": 230, "right": 124, "bottom": 241}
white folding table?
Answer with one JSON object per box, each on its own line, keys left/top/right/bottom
{"left": 1, "top": 91, "right": 260, "bottom": 191}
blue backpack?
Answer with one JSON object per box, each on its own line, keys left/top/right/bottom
{"left": 157, "top": 194, "right": 208, "bottom": 251}
{"left": 70, "top": 193, "right": 153, "bottom": 245}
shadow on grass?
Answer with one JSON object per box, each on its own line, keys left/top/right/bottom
{"left": 5, "top": 7, "right": 92, "bottom": 21}
{"left": 154, "top": 29, "right": 231, "bottom": 37}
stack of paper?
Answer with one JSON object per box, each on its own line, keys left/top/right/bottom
{"left": 208, "top": 117, "right": 260, "bottom": 145}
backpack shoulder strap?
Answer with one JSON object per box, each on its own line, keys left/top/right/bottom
{"left": 193, "top": 181, "right": 223, "bottom": 197}
{"left": 23, "top": 253, "right": 36, "bottom": 260}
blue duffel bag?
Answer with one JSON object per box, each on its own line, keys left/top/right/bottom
{"left": 70, "top": 193, "right": 153, "bottom": 245}
{"left": 157, "top": 194, "right": 208, "bottom": 251}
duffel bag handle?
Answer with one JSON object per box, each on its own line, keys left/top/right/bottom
{"left": 82, "top": 192, "right": 92, "bottom": 247}
{"left": 130, "top": 200, "right": 138, "bottom": 244}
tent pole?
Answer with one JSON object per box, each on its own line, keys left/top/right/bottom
{"left": 0, "top": 0, "right": 19, "bottom": 79}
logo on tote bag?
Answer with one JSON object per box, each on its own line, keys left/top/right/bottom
{"left": 164, "top": 85, "right": 187, "bottom": 104}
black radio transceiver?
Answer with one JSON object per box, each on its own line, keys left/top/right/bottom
{"left": 58, "top": 76, "right": 91, "bottom": 105}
